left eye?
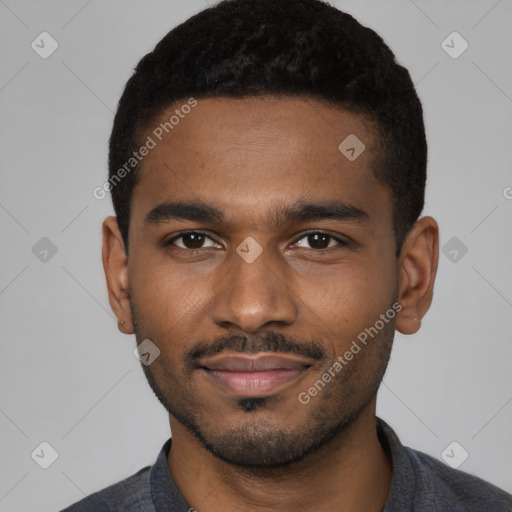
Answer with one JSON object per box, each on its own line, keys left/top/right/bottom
{"left": 293, "top": 232, "right": 346, "bottom": 250}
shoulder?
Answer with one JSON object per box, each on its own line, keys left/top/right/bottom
{"left": 377, "top": 417, "right": 512, "bottom": 512}
{"left": 59, "top": 465, "right": 153, "bottom": 512}
{"left": 405, "top": 446, "right": 512, "bottom": 511}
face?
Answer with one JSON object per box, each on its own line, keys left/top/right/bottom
{"left": 123, "top": 96, "right": 400, "bottom": 467}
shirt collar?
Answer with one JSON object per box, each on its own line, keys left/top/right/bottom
{"left": 149, "top": 437, "right": 192, "bottom": 511}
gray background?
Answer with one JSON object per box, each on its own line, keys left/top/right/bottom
{"left": 0, "top": 0, "right": 511, "bottom": 510}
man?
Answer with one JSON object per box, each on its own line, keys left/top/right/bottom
{"left": 63, "top": 0, "right": 512, "bottom": 510}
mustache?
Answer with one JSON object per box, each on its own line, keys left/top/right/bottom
{"left": 184, "top": 330, "right": 326, "bottom": 367}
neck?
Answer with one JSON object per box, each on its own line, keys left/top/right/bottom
{"left": 167, "top": 401, "right": 393, "bottom": 512}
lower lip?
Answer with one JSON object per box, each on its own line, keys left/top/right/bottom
{"left": 203, "top": 368, "right": 306, "bottom": 396}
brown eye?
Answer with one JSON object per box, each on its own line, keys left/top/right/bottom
{"left": 294, "top": 232, "right": 346, "bottom": 250}
{"left": 167, "top": 232, "right": 219, "bottom": 250}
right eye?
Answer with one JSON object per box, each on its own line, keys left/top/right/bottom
{"left": 166, "top": 231, "right": 222, "bottom": 251}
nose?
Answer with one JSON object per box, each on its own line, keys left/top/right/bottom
{"left": 210, "top": 242, "right": 298, "bottom": 333}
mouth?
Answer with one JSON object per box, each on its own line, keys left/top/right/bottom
{"left": 198, "top": 352, "right": 313, "bottom": 397}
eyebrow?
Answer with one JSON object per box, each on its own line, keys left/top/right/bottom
{"left": 144, "top": 199, "right": 369, "bottom": 230}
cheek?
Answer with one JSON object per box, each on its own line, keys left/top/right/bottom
{"left": 301, "top": 259, "right": 397, "bottom": 347}
{"left": 128, "top": 256, "right": 181, "bottom": 327}
{"left": 319, "top": 262, "right": 394, "bottom": 311}
{"left": 128, "top": 255, "right": 215, "bottom": 352}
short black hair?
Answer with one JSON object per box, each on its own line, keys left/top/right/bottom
{"left": 108, "top": 0, "right": 426, "bottom": 257}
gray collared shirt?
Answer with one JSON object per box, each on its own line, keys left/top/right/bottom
{"left": 60, "top": 417, "right": 512, "bottom": 511}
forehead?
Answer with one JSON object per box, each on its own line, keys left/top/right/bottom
{"left": 130, "top": 96, "right": 390, "bottom": 231}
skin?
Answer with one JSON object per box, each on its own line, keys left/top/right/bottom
{"left": 102, "top": 96, "right": 439, "bottom": 512}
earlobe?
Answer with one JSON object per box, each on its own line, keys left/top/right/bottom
{"left": 395, "top": 216, "right": 439, "bottom": 335}
{"left": 101, "top": 216, "right": 134, "bottom": 334}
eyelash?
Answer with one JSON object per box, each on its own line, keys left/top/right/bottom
{"left": 165, "top": 230, "right": 348, "bottom": 253}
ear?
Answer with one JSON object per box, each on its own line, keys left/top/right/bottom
{"left": 102, "top": 216, "right": 134, "bottom": 334}
{"left": 395, "top": 216, "right": 439, "bottom": 335}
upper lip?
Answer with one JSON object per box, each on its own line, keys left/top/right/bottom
{"left": 199, "top": 352, "right": 313, "bottom": 372}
